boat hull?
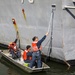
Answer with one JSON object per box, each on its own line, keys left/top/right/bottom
{"left": 0, "top": 50, "right": 50, "bottom": 73}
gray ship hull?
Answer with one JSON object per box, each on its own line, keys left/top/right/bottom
{"left": 0, "top": 0, "right": 75, "bottom": 64}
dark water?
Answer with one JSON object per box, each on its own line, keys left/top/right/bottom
{"left": 0, "top": 56, "right": 75, "bottom": 75}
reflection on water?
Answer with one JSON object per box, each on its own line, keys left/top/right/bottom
{"left": 0, "top": 55, "right": 75, "bottom": 75}
{"left": 7, "top": 68, "right": 20, "bottom": 75}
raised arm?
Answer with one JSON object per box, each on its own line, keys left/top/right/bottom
{"left": 37, "top": 32, "right": 49, "bottom": 48}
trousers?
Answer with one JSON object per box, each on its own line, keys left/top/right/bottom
{"left": 29, "top": 50, "right": 42, "bottom": 68}
{"left": 10, "top": 49, "right": 21, "bottom": 59}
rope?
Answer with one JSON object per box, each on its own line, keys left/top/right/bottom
{"left": 43, "top": 8, "right": 55, "bottom": 62}
{"left": 47, "top": 11, "right": 53, "bottom": 33}
{"left": 41, "top": 10, "right": 54, "bottom": 57}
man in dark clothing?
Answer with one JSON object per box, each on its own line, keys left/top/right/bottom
{"left": 29, "top": 32, "right": 48, "bottom": 68}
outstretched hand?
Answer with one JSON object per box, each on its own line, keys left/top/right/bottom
{"left": 45, "top": 32, "right": 49, "bottom": 36}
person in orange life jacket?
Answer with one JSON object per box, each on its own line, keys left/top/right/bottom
{"left": 29, "top": 32, "right": 49, "bottom": 68}
{"left": 8, "top": 38, "right": 18, "bottom": 53}
{"left": 22, "top": 45, "right": 32, "bottom": 63}
{"left": 8, "top": 38, "right": 21, "bottom": 59}
{"left": 8, "top": 32, "right": 19, "bottom": 51}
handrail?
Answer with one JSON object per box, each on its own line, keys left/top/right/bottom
{"left": 63, "top": 5, "right": 75, "bottom": 9}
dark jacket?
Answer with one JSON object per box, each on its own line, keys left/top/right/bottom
{"left": 37, "top": 35, "right": 46, "bottom": 49}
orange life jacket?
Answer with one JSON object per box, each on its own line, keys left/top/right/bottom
{"left": 32, "top": 41, "right": 42, "bottom": 52}
{"left": 8, "top": 42, "right": 17, "bottom": 51}
{"left": 22, "top": 50, "right": 32, "bottom": 60}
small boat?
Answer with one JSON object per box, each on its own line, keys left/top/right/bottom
{"left": 0, "top": 50, "right": 50, "bottom": 73}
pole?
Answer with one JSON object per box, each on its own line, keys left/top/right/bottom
{"left": 48, "top": 9, "right": 54, "bottom": 57}
{"left": 46, "top": 4, "right": 56, "bottom": 61}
